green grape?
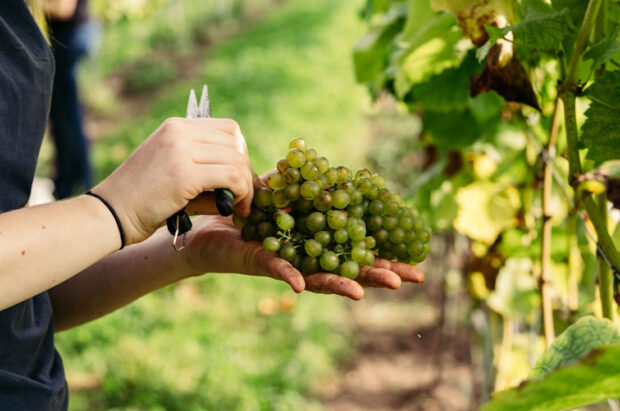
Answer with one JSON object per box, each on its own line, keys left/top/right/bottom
{"left": 407, "top": 240, "right": 425, "bottom": 257}
{"left": 306, "top": 211, "right": 326, "bottom": 232}
{"left": 314, "top": 230, "right": 331, "bottom": 246}
{"left": 351, "top": 247, "right": 367, "bottom": 263}
{"left": 304, "top": 239, "right": 323, "bottom": 257}
{"left": 394, "top": 243, "right": 409, "bottom": 260}
{"left": 253, "top": 187, "right": 273, "bottom": 209}
{"left": 349, "top": 188, "right": 363, "bottom": 205}
{"left": 379, "top": 247, "right": 394, "bottom": 260}
{"left": 327, "top": 210, "right": 347, "bottom": 230}
{"left": 267, "top": 173, "right": 286, "bottom": 191}
{"left": 324, "top": 167, "right": 338, "bottom": 185}
{"left": 280, "top": 244, "right": 297, "bottom": 262}
{"left": 305, "top": 148, "right": 317, "bottom": 162}
{"left": 398, "top": 215, "right": 414, "bottom": 230}
{"left": 313, "top": 156, "right": 329, "bottom": 174}
{"left": 366, "top": 215, "right": 382, "bottom": 232}
{"left": 315, "top": 174, "right": 328, "bottom": 190}
{"left": 365, "top": 236, "right": 377, "bottom": 249}
{"left": 249, "top": 208, "right": 267, "bottom": 224}
{"left": 295, "top": 215, "right": 309, "bottom": 234}
{"left": 391, "top": 192, "right": 403, "bottom": 205}
{"left": 347, "top": 223, "right": 366, "bottom": 241}
{"left": 389, "top": 227, "right": 405, "bottom": 244}
{"left": 301, "top": 255, "right": 319, "bottom": 274}
{"left": 301, "top": 162, "right": 320, "bottom": 180}
{"left": 423, "top": 242, "right": 431, "bottom": 254}
{"left": 292, "top": 254, "right": 302, "bottom": 269}
{"left": 320, "top": 251, "right": 339, "bottom": 272}
{"left": 364, "top": 250, "right": 375, "bottom": 266}
{"left": 276, "top": 159, "right": 290, "bottom": 173}
{"left": 313, "top": 191, "right": 333, "bottom": 212}
{"left": 417, "top": 229, "right": 431, "bottom": 243}
{"left": 404, "top": 230, "right": 417, "bottom": 244}
{"left": 382, "top": 215, "right": 398, "bottom": 230}
{"left": 285, "top": 184, "right": 301, "bottom": 201}
{"left": 340, "top": 261, "right": 360, "bottom": 279}
{"left": 295, "top": 198, "right": 314, "bottom": 214}
{"left": 354, "top": 168, "right": 372, "bottom": 181}
{"left": 384, "top": 200, "right": 399, "bottom": 216}
{"left": 333, "top": 244, "right": 344, "bottom": 254}
{"left": 337, "top": 180, "right": 353, "bottom": 192}
{"left": 257, "top": 221, "right": 276, "bottom": 239}
{"left": 232, "top": 214, "right": 248, "bottom": 228}
{"left": 276, "top": 212, "right": 295, "bottom": 231}
{"left": 409, "top": 207, "right": 420, "bottom": 217}
{"left": 272, "top": 190, "right": 289, "bottom": 208}
{"left": 368, "top": 199, "right": 384, "bottom": 216}
{"left": 378, "top": 188, "right": 391, "bottom": 202}
{"left": 365, "top": 184, "right": 379, "bottom": 200}
{"left": 289, "top": 137, "right": 306, "bottom": 151}
{"left": 332, "top": 190, "right": 350, "bottom": 209}
{"left": 336, "top": 166, "right": 351, "bottom": 182}
{"left": 374, "top": 229, "right": 389, "bottom": 244}
{"left": 300, "top": 181, "right": 320, "bottom": 200}
{"left": 286, "top": 148, "right": 306, "bottom": 168}
{"left": 351, "top": 239, "right": 366, "bottom": 249}
{"left": 412, "top": 216, "right": 426, "bottom": 231}
{"left": 346, "top": 204, "right": 364, "bottom": 218}
{"left": 371, "top": 173, "right": 386, "bottom": 188}
{"left": 360, "top": 199, "right": 370, "bottom": 214}
{"left": 263, "top": 236, "right": 280, "bottom": 253}
{"left": 241, "top": 224, "right": 258, "bottom": 241}
{"left": 355, "top": 177, "right": 372, "bottom": 193}
{"left": 334, "top": 229, "right": 348, "bottom": 243}
{"left": 284, "top": 167, "right": 300, "bottom": 183}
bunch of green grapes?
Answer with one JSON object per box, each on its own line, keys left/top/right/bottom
{"left": 233, "top": 137, "right": 431, "bottom": 279}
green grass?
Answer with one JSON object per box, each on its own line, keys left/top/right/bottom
{"left": 56, "top": 0, "right": 372, "bottom": 409}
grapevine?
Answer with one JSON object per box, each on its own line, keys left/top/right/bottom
{"left": 234, "top": 137, "right": 432, "bottom": 279}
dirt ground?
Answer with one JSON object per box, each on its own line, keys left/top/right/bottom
{"left": 316, "top": 236, "right": 483, "bottom": 411}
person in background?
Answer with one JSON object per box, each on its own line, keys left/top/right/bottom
{"left": 45, "top": 0, "right": 99, "bottom": 198}
{"left": 0, "top": 1, "right": 424, "bottom": 410}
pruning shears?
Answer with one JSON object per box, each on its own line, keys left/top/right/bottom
{"left": 166, "top": 85, "right": 235, "bottom": 251}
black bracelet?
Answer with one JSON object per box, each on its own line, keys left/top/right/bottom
{"left": 85, "top": 191, "right": 125, "bottom": 250}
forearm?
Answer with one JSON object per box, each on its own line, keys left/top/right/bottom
{"left": 49, "top": 226, "right": 194, "bottom": 331}
{"left": 0, "top": 195, "right": 120, "bottom": 310}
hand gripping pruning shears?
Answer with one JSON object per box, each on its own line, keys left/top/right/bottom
{"left": 166, "top": 85, "right": 234, "bottom": 251}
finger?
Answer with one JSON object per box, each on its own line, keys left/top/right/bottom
{"left": 194, "top": 164, "right": 253, "bottom": 216}
{"left": 304, "top": 273, "right": 365, "bottom": 300}
{"left": 249, "top": 247, "right": 305, "bottom": 293}
{"left": 373, "top": 258, "right": 425, "bottom": 283}
{"left": 183, "top": 118, "right": 247, "bottom": 155}
{"left": 159, "top": 119, "right": 241, "bottom": 151}
{"left": 355, "top": 266, "right": 402, "bottom": 289}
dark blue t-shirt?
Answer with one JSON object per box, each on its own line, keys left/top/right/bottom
{"left": 0, "top": 1, "right": 68, "bottom": 410}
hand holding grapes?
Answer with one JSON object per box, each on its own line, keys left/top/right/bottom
{"left": 184, "top": 215, "right": 424, "bottom": 300}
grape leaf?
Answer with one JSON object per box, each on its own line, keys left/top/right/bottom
{"left": 582, "top": 71, "right": 620, "bottom": 163}
{"left": 487, "top": 258, "right": 540, "bottom": 320}
{"left": 411, "top": 52, "right": 482, "bottom": 111}
{"left": 454, "top": 181, "right": 521, "bottom": 244}
{"left": 394, "top": 0, "right": 465, "bottom": 97}
{"left": 530, "top": 316, "right": 620, "bottom": 379}
{"left": 486, "top": 3, "right": 570, "bottom": 51}
{"left": 483, "top": 344, "right": 620, "bottom": 410}
{"left": 353, "top": 4, "right": 408, "bottom": 83}
{"left": 583, "top": 32, "right": 620, "bottom": 73}
{"left": 423, "top": 110, "right": 481, "bottom": 149}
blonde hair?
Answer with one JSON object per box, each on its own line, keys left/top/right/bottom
{"left": 26, "top": 0, "right": 48, "bottom": 35}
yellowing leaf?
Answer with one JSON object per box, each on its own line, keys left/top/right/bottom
{"left": 454, "top": 181, "right": 521, "bottom": 244}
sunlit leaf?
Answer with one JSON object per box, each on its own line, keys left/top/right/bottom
{"left": 454, "top": 181, "right": 521, "bottom": 244}
{"left": 530, "top": 316, "right": 620, "bottom": 379}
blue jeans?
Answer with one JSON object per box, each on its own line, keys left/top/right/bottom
{"left": 49, "top": 21, "right": 99, "bottom": 199}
